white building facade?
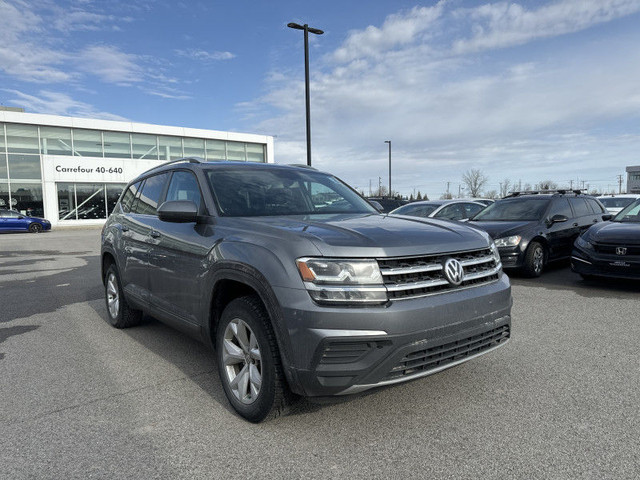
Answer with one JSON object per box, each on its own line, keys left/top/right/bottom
{"left": 0, "top": 111, "right": 274, "bottom": 226}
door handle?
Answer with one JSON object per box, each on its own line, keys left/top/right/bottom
{"left": 149, "top": 230, "right": 161, "bottom": 238}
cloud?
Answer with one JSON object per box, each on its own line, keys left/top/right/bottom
{"left": 3, "top": 89, "right": 129, "bottom": 121}
{"left": 75, "top": 45, "right": 143, "bottom": 85}
{"left": 253, "top": 0, "right": 640, "bottom": 197}
{"left": 174, "top": 49, "right": 236, "bottom": 62}
{"left": 452, "top": 0, "right": 640, "bottom": 54}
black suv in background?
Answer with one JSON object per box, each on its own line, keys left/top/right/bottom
{"left": 469, "top": 191, "right": 611, "bottom": 276}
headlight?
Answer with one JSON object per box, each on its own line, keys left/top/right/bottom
{"left": 575, "top": 235, "right": 594, "bottom": 251}
{"left": 494, "top": 235, "right": 521, "bottom": 248}
{"left": 490, "top": 242, "right": 503, "bottom": 270}
{"left": 296, "top": 258, "right": 387, "bottom": 305}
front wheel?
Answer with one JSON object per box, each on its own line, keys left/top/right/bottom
{"left": 104, "top": 264, "right": 142, "bottom": 328}
{"left": 522, "top": 241, "right": 545, "bottom": 277}
{"left": 216, "top": 295, "right": 290, "bottom": 422}
{"left": 28, "top": 223, "right": 43, "bottom": 233}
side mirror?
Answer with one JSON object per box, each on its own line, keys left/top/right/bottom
{"left": 602, "top": 214, "right": 613, "bottom": 221}
{"left": 157, "top": 200, "right": 198, "bottom": 223}
{"left": 18, "top": 216, "right": 25, "bottom": 219}
{"left": 550, "top": 214, "right": 568, "bottom": 224}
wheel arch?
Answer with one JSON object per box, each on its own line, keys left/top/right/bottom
{"left": 205, "top": 263, "right": 302, "bottom": 395}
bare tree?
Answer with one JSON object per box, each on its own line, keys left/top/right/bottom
{"left": 462, "top": 169, "right": 488, "bottom": 197}
{"left": 485, "top": 190, "right": 498, "bottom": 199}
{"left": 499, "top": 179, "right": 511, "bottom": 198}
{"left": 440, "top": 192, "right": 453, "bottom": 200}
{"left": 538, "top": 179, "right": 558, "bottom": 190}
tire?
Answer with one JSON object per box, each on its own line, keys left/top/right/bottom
{"left": 28, "top": 223, "right": 43, "bottom": 233}
{"left": 216, "top": 295, "right": 290, "bottom": 422}
{"left": 104, "top": 264, "right": 142, "bottom": 328}
{"left": 522, "top": 241, "right": 545, "bottom": 277}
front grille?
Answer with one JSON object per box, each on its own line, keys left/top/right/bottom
{"left": 385, "top": 325, "right": 510, "bottom": 381}
{"left": 377, "top": 248, "right": 500, "bottom": 300}
{"left": 593, "top": 243, "right": 640, "bottom": 256}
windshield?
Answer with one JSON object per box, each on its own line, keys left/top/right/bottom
{"left": 613, "top": 199, "right": 640, "bottom": 222}
{"left": 471, "top": 197, "right": 550, "bottom": 221}
{"left": 206, "top": 166, "right": 377, "bottom": 217}
{"left": 599, "top": 197, "right": 637, "bottom": 209}
{"left": 390, "top": 203, "right": 438, "bottom": 217}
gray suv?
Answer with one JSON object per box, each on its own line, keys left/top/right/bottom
{"left": 101, "top": 158, "right": 512, "bottom": 422}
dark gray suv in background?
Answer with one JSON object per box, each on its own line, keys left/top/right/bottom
{"left": 101, "top": 158, "right": 512, "bottom": 422}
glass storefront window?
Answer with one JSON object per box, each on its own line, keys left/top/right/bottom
{"left": 205, "top": 139, "right": 226, "bottom": 160}
{"left": 106, "top": 184, "right": 125, "bottom": 216}
{"left": 103, "top": 131, "right": 131, "bottom": 158}
{"left": 11, "top": 182, "right": 44, "bottom": 217}
{"left": 246, "top": 143, "right": 265, "bottom": 162}
{"left": 0, "top": 182, "right": 9, "bottom": 209}
{"left": 40, "top": 127, "right": 73, "bottom": 156}
{"left": 73, "top": 129, "right": 103, "bottom": 157}
{"left": 57, "top": 183, "right": 76, "bottom": 220}
{"left": 8, "top": 154, "right": 41, "bottom": 180}
{"left": 226, "top": 142, "right": 246, "bottom": 161}
{"left": 183, "top": 138, "right": 205, "bottom": 158}
{"left": 6, "top": 124, "right": 39, "bottom": 154}
{"left": 76, "top": 183, "right": 106, "bottom": 219}
{"left": 158, "top": 136, "right": 183, "bottom": 160}
{"left": 132, "top": 134, "right": 158, "bottom": 160}
{"left": 0, "top": 154, "right": 7, "bottom": 180}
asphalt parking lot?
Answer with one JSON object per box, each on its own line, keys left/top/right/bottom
{"left": 1, "top": 229, "right": 638, "bottom": 479}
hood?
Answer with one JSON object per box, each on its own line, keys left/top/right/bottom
{"left": 587, "top": 221, "right": 640, "bottom": 245}
{"left": 226, "top": 213, "right": 491, "bottom": 257}
{"left": 467, "top": 220, "right": 538, "bottom": 239}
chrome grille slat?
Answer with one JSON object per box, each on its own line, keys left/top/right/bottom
{"left": 377, "top": 247, "right": 500, "bottom": 300}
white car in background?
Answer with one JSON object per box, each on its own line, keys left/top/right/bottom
{"left": 597, "top": 195, "right": 640, "bottom": 215}
{"left": 390, "top": 199, "right": 487, "bottom": 221}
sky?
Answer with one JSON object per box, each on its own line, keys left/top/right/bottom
{"left": 2, "top": 0, "right": 640, "bottom": 198}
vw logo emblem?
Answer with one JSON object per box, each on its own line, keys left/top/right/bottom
{"left": 616, "top": 247, "right": 627, "bottom": 256}
{"left": 443, "top": 258, "right": 464, "bottom": 286}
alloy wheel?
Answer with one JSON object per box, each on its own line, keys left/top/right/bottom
{"left": 106, "top": 272, "right": 120, "bottom": 319}
{"left": 222, "top": 318, "right": 262, "bottom": 404}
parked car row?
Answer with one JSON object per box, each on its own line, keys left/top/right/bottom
{"left": 389, "top": 190, "right": 640, "bottom": 281}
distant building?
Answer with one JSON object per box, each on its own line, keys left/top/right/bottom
{"left": 1, "top": 110, "right": 274, "bottom": 225}
{"left": 627, "top": 166, "right": 640, "bottom": 194}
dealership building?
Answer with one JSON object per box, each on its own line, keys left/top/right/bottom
{"left": 0, "top": 109, "right": 274, "bottom": 226}
{"left": 626, "top": 165, "right": 640, "bottom": 194}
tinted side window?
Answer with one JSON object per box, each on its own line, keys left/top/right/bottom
{"left": 464, "top": 203, "right": 484, "bottom": 217}
{"left": 120, "top": 181, "right": 141, "bottom": 213}
{"left": 548, "top": 198, "right": 572, "bottom": 218}
{"left": 165, "top": 171, "right": 202, "bottom": 210}
{"left": 133, "top": 173, "right": 169, "bottom": 216}
{"left": 569, "top": 197, "right": 591, "bottom": 216}
{"left": 435, "top": 204, "right": 465, "bottom": 220}
{"left": 586, "top": 198, "right": 605, "bottom": 214}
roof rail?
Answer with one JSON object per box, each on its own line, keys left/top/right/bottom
{"left": 288, "top": 163, "right": 318, "bottom": 170}
{"left": 144, "top": 156, "right": 205, "bottom": 174}
{"left": 505, "top": 189, "right": 584, "bottom": 198}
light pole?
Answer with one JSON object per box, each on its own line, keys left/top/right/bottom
{"left": 384, "top": 140, "right": 391, "bottom": 197}
{"left": 287, "top": 22, "right": 324, "bottom": 166}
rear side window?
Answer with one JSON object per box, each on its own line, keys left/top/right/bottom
{"left": 569, "top": 198, "right": 591, "bottom": 216}
{"left": 463, "top": 203, "right": 484, "bottom": 217}
{"left": 165, "top": 171, "right": 202, "bottom": 210}
{"left": 586, "top": 198, "right": 605, "bottom": 214}
{"left": 120, "top": 181, "right": 141, "bottom": 213}
{"left": 548, "top": 198, "right": 572, "bottom": 219}
{"left": 132, "top": 173, "right": 169, "bottom": 216}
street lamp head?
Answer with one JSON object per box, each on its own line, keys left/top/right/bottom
{"left": 287, "top": 23, "right": 324, "bottom": 35}
{"left": 384, "top": 140, "right": 391, "bottom": 144}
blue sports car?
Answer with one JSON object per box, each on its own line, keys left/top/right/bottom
{"left": 0, "top": 209, "right": 51, "bottom": 233}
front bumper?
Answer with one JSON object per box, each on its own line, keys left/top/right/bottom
{"left": 497, "top": 246, "right": 525, "bottom": 269}
{"left": 274, "top": 273, "right": 512, "bottom": 397}
{"left": 571, "top": 248, "right": 640, "bottom": 280}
